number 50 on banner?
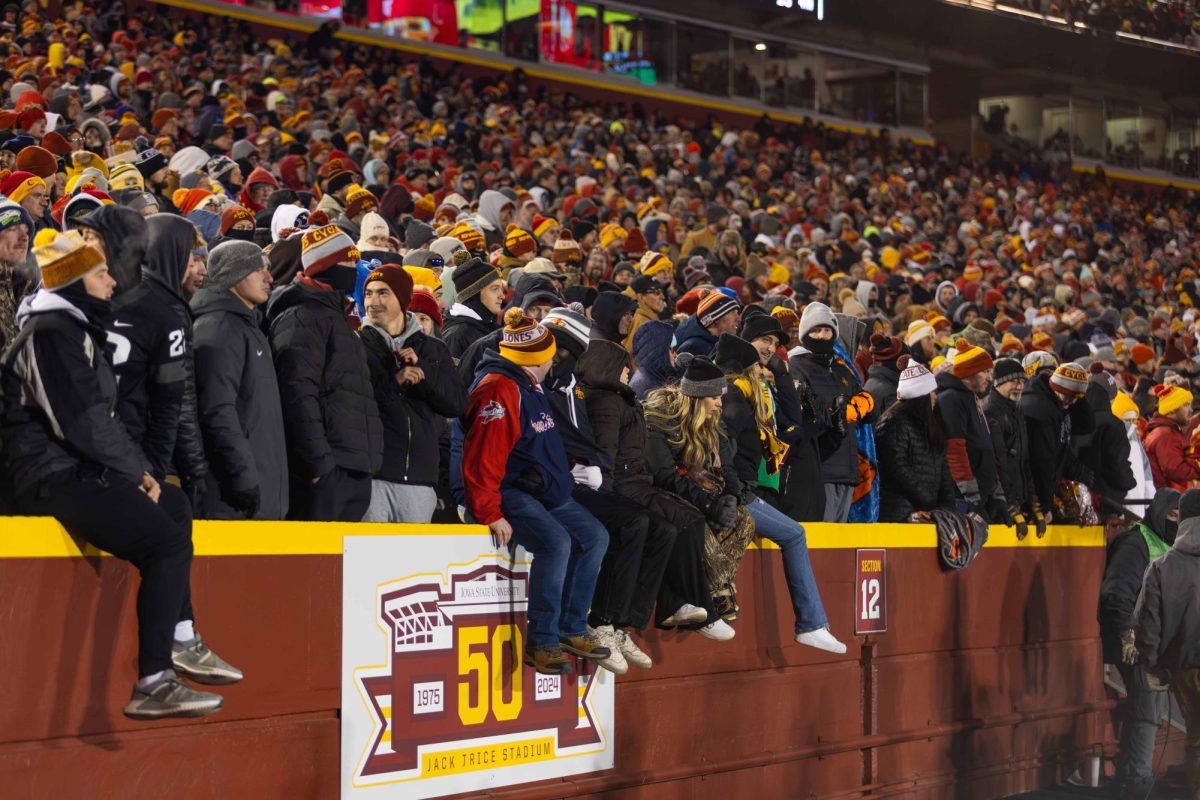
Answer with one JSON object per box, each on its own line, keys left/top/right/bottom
{"left": 855, "top": 548, "right": 887, "bottom": 635}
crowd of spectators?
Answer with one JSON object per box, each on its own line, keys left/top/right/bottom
{"left": 5, "top": 1, "right": 1200, "bottom": 724}
{"left": 1002, "top": 0, "right": 1200, "bottom": 44}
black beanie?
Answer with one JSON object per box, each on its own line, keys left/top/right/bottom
{"left": 739, "top": 312, "right": 788, "bottom": 347}
{"left": 713, "top": 333, "right": 759, "bottom": 374}
{"left": 451, "top": 257, "right": 500, "bottom": 302}
{"left": 993, "top": 358, "right": 1025, "bottom": 387}
{"left": 570, "top": 219, "right": 596, "bottom": 242}
{"left": 677, "top": 353, "right": 726, "bottom": 398}
{"left": 1180, "top": 488, "right": 1200, "bottom": 522}
{"left": 706, "top": 204, "right": 729, "bottom": 225}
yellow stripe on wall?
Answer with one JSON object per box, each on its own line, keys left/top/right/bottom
{"left": 0, "top": 516, "right": 1103, "bottom": 558}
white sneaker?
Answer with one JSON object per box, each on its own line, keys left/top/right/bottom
{"left": 661, "top": 603, "right": 709, "bottom": 627}
{"left": 795, "top": 628, "right": 847, "bottom": 654}
{"left": 697, "top": 618, "right": 736, "bottom": 641}
{"left": 587, "top": 624, "right": 628, "bottom": 674}
{"left": 616, "top": 628, "right": 653, "bottom": 669}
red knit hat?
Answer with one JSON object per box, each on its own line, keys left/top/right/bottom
{"left": 14, "top": 145, "right": 56, "bottom": 179}
{"left": 408, "top": 288, "right": 443, "bottom": 329}
{"left": 172, "top": 188, "right": 212, "bottom": 216}
{"left": 1130, "top": 343, "right": 1156, "bottom": 366}
{"left": 951, "top": 338, "right": 994, "bottom": 378}
{"left": 364, "top": 264, "right": 414, "bottom": 311}
{"left": 40, "top": 130, "right": 71, "bottom": 157}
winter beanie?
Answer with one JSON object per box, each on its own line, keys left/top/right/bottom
{"left": 697, "top": 291, "right": 740, "bottom": 328}
{"left": 1022, "top": 350, "right": 1059, "bottom": 377}
{"left": 638, "top": 251, "right": 672, "bottom": 277}
{"left": 451, "top": 257, "right": 500, "bottom": 302}
{"left": 345, "top": 185, "right": 378, "bottom": 219}
{"left": 951, "top": 338, "right": 994, "bottom": 379}
{"left": 499, "top": 306, "right": 556, "bottom": 366}
{"left": 1153, "top": 383, "right": 1194, "bottom": 416}
{"left": 869, "top": 333, "right": 903, "bottom": 366}
{"left": 504, "top": 225, "right": 537, "bottom": 257}
{"left": 677, "top": 353, "right": 727, "bottom": 398}
{"left": 207, "top": 239, "right": 266, "bottom": 290}
{"left": 896, "top": 355, "right": 937, "bottom": 400}
{"left": 1049, "top": 362, "right": 1089, "bottom": 398}
{"left": 0, "top": 170, "right": 43, "bottom": 203}
{"left": 543, "top": 305, "right": 593, "bottom": 355}
{"left": 34, "top": 229, "right": 104, "bottom": 290}
{"left": 905, "top": 319, "right": 934, "bottom": 347}
{"left": 409, "top": 289, "right": 443, "bottom": 329}
{"left": 552, "top": 231, "right": 583, "bottom": 265}
{"left": 992, "top": 358, "right": 1025, "bottom": 387}
{"left": 365, "top": 264, "right": 414, "bottom": 311}
{"left": 799, "top": 301, "right": 838, "bottom": 339}
{"left": 1111, "top": 391, "right": 1139, "bottom": 422}
{"left": 301, "top": 224, "right": 360, "bottom": 275}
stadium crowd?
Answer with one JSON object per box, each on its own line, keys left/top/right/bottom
{"left": 5, "top": 4, "right": 1200, "bottom": 740}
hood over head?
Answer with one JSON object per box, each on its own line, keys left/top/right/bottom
{"left": 144, "top": 212, "right": 198, "bottom": 297}
{"left": 74, "top": 205, "right": 148, "bottom": 297}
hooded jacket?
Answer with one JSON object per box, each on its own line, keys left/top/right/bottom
{"left": 1136, "top": 513, "right": 1200, "bottom": 676}
{"left": 1076, "top": 381, "right": 1136, "bottom": 504}
{"left": 1145, "top": 413, "right": 1200, "bottom": 491}
{"left": 673, "top": 314, "right": 717, "bottom": 358}
{"left": 442, "top": 299, "right": 499, "bottom": 362}
{"left": 863, "top": 362, "right": 900, "bottom": 416}
{"left": 876, "top": 403, "right": 956, "bottom": 521}
{"left": 579, "top": 340, "right": 647, "bottom": 491}
{"left": 984, "top": 388, "right": 1033, "bottom": 511}
{"left": 107, "top": 213, "right": 207, "bottom": 481}
{"left": 474, "top": 190, "right": 513, "bottom": 249}
{"left": 0, "top": 290, "right": 149, "bottom": 497}
{"left": 190, "top": 286, "right": 289, "bottom": 519}
{"left": 789, "top": 344, "right": 868, "bottom": 485}
{"left": 1099, "top": 489, "right": 1179, "bottom": 664}
{"left": 359, "top": 313, "right": 466, "bottom": 486}
{"left": 453, "top": 349, "right": 574, "bottom": 524}
{"left": 629, "top": 320, "right": 680, "bottom": 400}
{"left": 1018, "top": 373, "right": 1095, "bottom": 510}
{"left": 238, "top": 166, "right": 280, "bottom": 213}
{"left": 590, "top": 291, "right": 635, "bottom": 345}
{"left": 266, "top": 278, "right": 383, "bottom": 480}
{"left": 77, "top": 205, "right": 148, "bottom": 297}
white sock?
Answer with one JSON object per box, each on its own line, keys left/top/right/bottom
{"left": 137, "top": 670, "right": 165, "bottom": 688}
{"left": 174, "top": 620, "right": 195, "bottom": 643}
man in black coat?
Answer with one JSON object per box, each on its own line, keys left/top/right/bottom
{"left": 984, "top": 358, "right": 1034, "bottom": 532}
{"left": 191, "top": 240, "right": 289, "bottom": 520}
{"left": 937, "top": 340, "right": 1010, "bottom": 523}
{"left": 1077, "top": 370, "right": 1136, "bottom": 512}
{"left": 359, "top": 264, "right": 466, "bottom": 523}
{"left": 1100, "top": 488, "right": 1179, "bottom": 798}
{"left": 1018, "top": 362, "right": 1095, "bottom": 520}
{"left": 1136, "top": 488, "right": 1200, "bottom": 795}
{"left": 267, "top": 224, "right": 382, "bottom": 522}
{"left": 104, "top": 212, "right": 208, "bottom": 501}
{"left": 441, "top": 257, "right": 505, "bottom": 360}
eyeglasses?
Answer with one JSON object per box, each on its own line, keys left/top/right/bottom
{"left": 428, "top": 256, "right": 445, "bottom": 268}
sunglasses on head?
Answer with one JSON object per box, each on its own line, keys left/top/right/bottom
{"left": 427, "top": 256, "right": 445, "bottom": 268}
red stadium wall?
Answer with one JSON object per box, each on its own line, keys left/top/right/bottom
{"left": 0, "top": 518, "right": 1172, "bottom": 799}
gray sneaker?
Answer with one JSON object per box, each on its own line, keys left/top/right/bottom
{"left": 172, "top": 637, "right": 244, "bottom": 685}
{"left": 124, "top": 670, "right": 223, "bottom": 720}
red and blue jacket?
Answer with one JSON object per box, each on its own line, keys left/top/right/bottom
{"left": 455, "top": 350, "right": 573, "bottom": 525}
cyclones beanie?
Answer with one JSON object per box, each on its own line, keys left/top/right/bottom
{"left": 951, "top": 338, "right": 994, "bottom": 378}
{"left": 301, "top": 224, "right": 360, "bottom": 275}
{"left": 504, "top": 225, "right": 537, "bottom": 257}
{"left": 34, "top": 229, "right": 104, "bottom": 291}
{"left": 1022, "top": 350, "right": 1059, "bottom": 377}
{"left": 896, "top": 355, "right": 937, "bottom": 400}
{"left": 499, "top": 306, "right": 556, "bottom": 366}
{"left": 638, "top": 251, "right": 673, "bottom": 277}
{"left": 1049, "top": 362, "right": 1089, "bottom": 398}
{"left": 552, "top": 231, "right": 583, "bottom": 265}
{"left": 451, "top": 257, "right": 501, "bottom": 302}
{"left": 1153, "top": 383, "right": 1194, "bottom": 416}
{"left": 543, "top": 305, "right": 593, "bottom": 356}
{"left": 364, "top": 264, "right": 414, "bottom": 311}
{"left": 0, "top": 170, "right": 43, "bottom": 204}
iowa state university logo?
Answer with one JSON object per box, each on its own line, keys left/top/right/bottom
{"left": 350, "top": 557, "right": 607, "bottom": 786}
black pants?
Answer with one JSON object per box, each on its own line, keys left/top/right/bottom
{"left": 16, "top": 472, "right": 194, "bottom": 678}
{"left": 573, "top": 486, "right": 675, "bottom": 631}
{"left": 288, "top": 466, "right": 372, "bottom": 522}
{"left": 779, "top": 452, "right": 826, "bottom": 522}
{"left": 616, "top": 478, "right": 715, "bottom": 627}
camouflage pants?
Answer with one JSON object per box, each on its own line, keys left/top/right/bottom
{"left": 704, "top": 505, "right": 756, "bottom": 597}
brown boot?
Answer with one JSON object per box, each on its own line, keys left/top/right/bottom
{"left": 559, "top": 633, "right": 611, "bottom": 660}
{"left": 523, "top": 646, "right": 572, "bottom": 675}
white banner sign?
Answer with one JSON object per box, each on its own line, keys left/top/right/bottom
{"left": 341, "top": 531, "right": 615, "bottom": 798}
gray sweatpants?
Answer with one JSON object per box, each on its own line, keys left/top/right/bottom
{"left": 823, "top": 484, "right": 854, "bottom": 523}
{"left": 362, "top": 481, "right": 437, "bottom": 523}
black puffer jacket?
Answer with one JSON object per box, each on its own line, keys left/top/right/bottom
{"left": 875, "top": 404, "right": 955, "bottom": 521}
{"left": 1076, "top": 382, "right": 1136, "bottom": 505}
{"left": 936, "top": 372, "right": 1001, "bottom": 508}
{"left": 106, "top": 213, "right": 206, "bottom": 481}
{"left": 0, "top": 292, "right": 149, "bottom": 498}
{"left": 1099, "top": 489, "right": 1179, "bottom": 664}
{"left": 790, "top": 347, "right": 870, "bottom": 485}
{"left": 267, "top": 279, "right": 383, "bottom": 479}
{"left": 984, "top": 389, "right": 1033, "bottom": 511}
{"left": 360, "top": 315, "right": 466, "bottom": 485}
{"left": 442, "top": 302, "right": 498, "bottom": 361}
{"left": 721, "top": 379, "right": 763, "bottom": 489}
{"left": 578, "top": 346, "right": 649, "bottom": 492}
{"left": 644, "top": 418, "right": 745, "bottom": 514}
{"left": 1018, "top": 373, "right": 1095, "bottom": 510}
{"left": 191, "top": 286, "right": 289, "bottom": 519}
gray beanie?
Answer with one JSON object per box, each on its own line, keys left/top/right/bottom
{"left": 207, "top": 240, "right": 265, "bottom": 290}
{"left": 798, "top": 301, "right": 838, "bottom": 340}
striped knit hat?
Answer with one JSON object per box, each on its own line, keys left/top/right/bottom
{"left": 450, "top": 221, "right": 485, "bottom": 252}
{"left": 451, "top": 257, "right": 501, "bottom": 302}
{"left": 1022, "top": 350, "right": 1059, "bottom": 377}
{"left": 697, "top": 291, "right": 740, "bottom": 328}
{"left": 1049, "top": 362, "right": 1089, "bottom": 398}
{"left": 301, "top": 224, "right": 360, "bottom": 275}
{"left": 905, "top": 319, "right": 934, "bottom": 347}
{"left": 678, "top": 353, "right": 727, "bottom": 398}
{"left": 107, "top": 163, "right": 144, "bottom": 191}
{"left": 551, "top": 231, "right": 583, "bottom": 265}
{"left": 0, "top": 170, "right": 43, "bottom": 203}
{"left": 638, "top": 251, "right": 672, "bottom": 277}
{"left": 34, "top": 229, "right": 104, "bottom": 291}
{"left": 950, "top": 337, "right": 994, "bottom": 378}
{"left": 504, "top": 225, "right": 537, "bottom": 257}
{"left": 499, "top": 306, "right": 556, "bottom": 366}
{"left": 1153, "top": 383, "right": 1194, "bottom": 415}
{"left": 999, "top": 332, "right": 1024, "bottom": 356}
{"left": 543, "top": 305, "right": 593, "bottom": 357}
{"left": 344, "top": 185, "right": 378, "bottom": 219}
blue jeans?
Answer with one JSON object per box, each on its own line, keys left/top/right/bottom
{"left": 501, "top": 490, "right": 609, "bottom": 650}
{"left": 748, "top": 497, "right": 829, "bottom": 634}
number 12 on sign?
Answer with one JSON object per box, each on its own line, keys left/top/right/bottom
{"left": 855, "top": 548, "right": 887, "bottom": 635}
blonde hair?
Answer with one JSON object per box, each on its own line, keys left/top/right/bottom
{"left": 643, "top": 385, "right": 721, "bottom": 469}
{"left": 729, "top": 364, "right": 774, "bottom": 432}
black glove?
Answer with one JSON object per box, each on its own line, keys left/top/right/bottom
{"left": 709, "top": 494, "right": 738, "bottom": 529}
{"left": 986, "top": 496, "right": 1013, "bottom": 527}
{"left": 181, "top": 475, "right": 207, "bottom": 510}
{"left": 229, "top": 485, "right": 261, "bottom": 519}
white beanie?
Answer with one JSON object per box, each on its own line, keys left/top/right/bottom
{"left": 798, "top": 301, "right": 838, "bottom": 339}
{"left": 896, "top": 356, "right": 937, "bottom": 400}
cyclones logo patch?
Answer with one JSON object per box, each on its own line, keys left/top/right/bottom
{"left": 479, "top": 399, "right": 506, "bottom": 424}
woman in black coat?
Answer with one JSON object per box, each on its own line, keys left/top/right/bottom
{"left": 875, "top": 356, "right": 957, "bottom": 522}
{"left": 578, "top": 343, "right": 725, "bottom": 639}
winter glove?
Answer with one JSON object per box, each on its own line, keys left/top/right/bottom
{"left": 1120, "top": 628, "right": 1138, "bottom": 665}
{"left": 1012, "top": 508, "right": 1029, "bottom": 541}
{"left": 1032, "top": 506, "right": 1049, "bottom": 539}
{"left": 181, "top": 475, "right": 207, "bottom": 511}
{"left": 986, "top": 496, "right": 1014, "bottom": 527}
{"left": 709, "top": 494, "right": 738, "bottom": 530}
{"left": 570, "top": 464, "right": 603, "bottom": 490}
{"left": 229, "top": 485, "right": 261, "bottom": 519}
{"left": 844, "top": 391, "right": 875, "bottom": 423}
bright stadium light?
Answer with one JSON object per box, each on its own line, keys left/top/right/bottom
{"left": 755, "top": 42, "right": 767, "bottom": 51}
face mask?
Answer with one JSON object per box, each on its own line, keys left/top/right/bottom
{"left": 544, "top": 353, "right": 578, "bottom": 391}
{"left": 802, "top": 333, "right": 835, "bottom": 356}
{"left": 1163, "top": 518, "right": 1179, "bottom": 545}
{"left": 321, "top": 264, "right": 358, "bottom": 295}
